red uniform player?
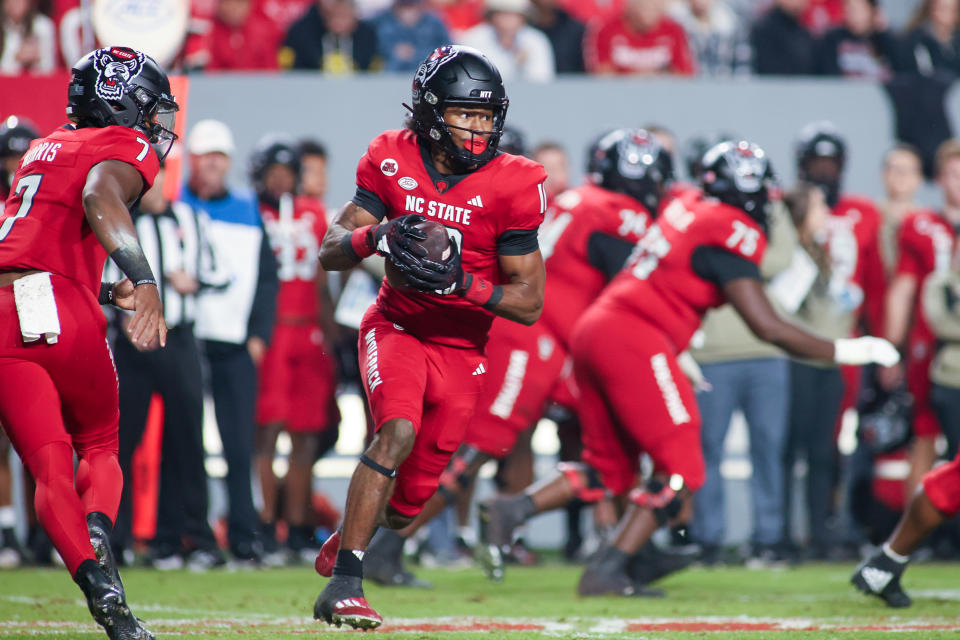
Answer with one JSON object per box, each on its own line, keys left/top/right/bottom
{"left": 0, "top": 47, "right": 176, "bottom": 639}
{"left": 478, "top": 140, "right": 901, "bottom": 597}
{"left": 311, "top": 45, "right": 547, "bottom": 629}
{"left": 583, "top": 3, "right": 696, "bottom": 75}
{"left": 357, "top": 129, "right": 673, "bottom": 586}
{"left": 251, "top": 136, "right": 340, "bottom": 560}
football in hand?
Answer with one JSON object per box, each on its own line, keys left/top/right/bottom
{"left": 384, "top": 218, "right": 453, "bottom": 290}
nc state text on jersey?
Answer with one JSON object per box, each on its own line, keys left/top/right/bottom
{"left": 404, "top": 195, "right": 472, "bottom": 225}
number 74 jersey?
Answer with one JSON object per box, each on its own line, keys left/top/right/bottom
{"left": 0, "top": 125, "right": 159, "bottom": 297}
{"left": 599, "top": 194, "right": 768, "bottom": 353}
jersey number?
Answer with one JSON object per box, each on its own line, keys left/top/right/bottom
{"left": 0, "top": 174, "right": 43, "bottom": 242}
{"left": 135, "top": 137, "right": 150, "bottom": 161}
{"left": 629, "top": 225, "right": 671, "bottom": 280}
{"left": 725, "top": 220, "right": 760, "bottom": 257}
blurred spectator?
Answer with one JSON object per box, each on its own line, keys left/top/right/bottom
{"left": 584, "top": 0, "right": 696, "bottom": 75}
{"left": 528, "top": 0, "right": 585, "bottom": 73}
{"left": 883, "top": 139, "right": 960, "bottom": 499}
{"left": 459, "top": 0, "right": 555, "bottom": 82}
{"left": 373, "top": 0, "right": 449, "bottom": 72}
{"left": 803, "top": 0, "right": 844, "bottom": 35}
{"left": 878, "top": 143, "right": 924, "bottom": 272}
{"left": 667, "top": 0, "right": 751, "bottom": 76}
{"left": 0, "top": 0, "right": 57, "bottom": 74}
{"left": 816, "top": 0, "right": 897, "bottom": 79}
{"left": 898, "top": 0, "right": 960, "bottom": 77}
{"left": 750, "top": 0, "right": 817, "bottom": 75}
{"left": 429, "top": 0, "right": 485, "bottom": 34}
{"left": 54, "top": 0, "right": 95, "bottom": 69}
{"left": 181, "top": 119, "right": 280, "bottom": 564}
{"left": 196, "top": 0, "right": 282, "bottom": 71}
{"left": 0, "top": 114, "right": 36, "bottom": 203}
{"left": 280, "top": 0, "right": 380, "bottom": 72}
{"left": 298, "top": 138, "right": 329, "bottom": 201}
{"left": 691, "top": 192, "right": 799, "bottom": 566}
{"left": 560, "top": 0, "right": 624, "bottom": 24}
{"left": 258, "top": 0, "right": 316, "bottom": 30}
{"left": 532, "top": 141, "right": 569, "bottom": 204}
{"left": 109, "top": 155, "right": 227, "bottom": 570}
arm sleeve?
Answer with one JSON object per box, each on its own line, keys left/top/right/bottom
{"left": 497, "top": 228, "right": 539, "bottom": 255}
{"left": 247, "top": 229, "right": 279, "bottom": 344}
{"left": 352, "top": 186, "right": 387, "bottom": 220}
{"left": 691, "top": 245, "right": 762, "bottom": 286}
{"left": 587, "top": 231, "right": 636, "bottom": 281}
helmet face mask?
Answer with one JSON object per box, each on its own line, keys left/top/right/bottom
{"left": 590, "top": 128, "right": 673, "bottom": 213}
{"left": 701, "top": 140, "right": 775, "bottom": 221}
{"left": 408, "top": 45, "right": 509, "bottom": 171}
{"left": 67, "top": 47, "right": 179, "bottom": 160}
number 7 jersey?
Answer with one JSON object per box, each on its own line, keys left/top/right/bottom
{"left": 0, "top": 125, "right": 159, "bottom": 296}
{"left": 598, "top": 195, "right": 768, "bottom": 353}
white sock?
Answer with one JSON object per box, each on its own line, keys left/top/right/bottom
{"left": 0, "top": 506, "right": 15, "bottom": 529}
{"left": 882, "top": 542, "right": 910, "bottom": 564}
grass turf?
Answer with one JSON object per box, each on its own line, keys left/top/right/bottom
{"left": 0, "top": 561, "right": 958, "bottom": 638}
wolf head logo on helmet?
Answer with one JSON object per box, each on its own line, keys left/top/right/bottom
{"left": 92, "top": 47, "right": 145, "bottom": 101}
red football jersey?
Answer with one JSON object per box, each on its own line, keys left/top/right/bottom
{"left": 584, "top": 14, "right": 696, "bottom": 75}
{"left": 824, "top": 195, "right": 886, "bottom": 334}
{"left": 356, "top": 129, "right": 547, "bottom": 350}
{"left": 0, "top": 126, "right": 159, "bottom": 296}
{"left": 261, "top": 194, "right": 328, "bottom": 323}
{"left": 597, "top": 196, "right": 767, "bottom": 352}
{"left": 538, "top": 183, "right": 652, "bottom": 348}
{"left": 896, "top": 209, "right": 955, "bottom": 344}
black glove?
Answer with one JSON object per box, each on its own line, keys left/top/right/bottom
{"left": 374, "top": 214, "right": 428, "bottom": 264}
{"left": 402, "top": 242, "right": 462, "bottom": 294}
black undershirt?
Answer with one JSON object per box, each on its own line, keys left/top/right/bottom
{"left": 586, "top": 232, "right": 636, "bottom": 280}
{"left": 690, "top": 245, "right": 761, "bottom": 286}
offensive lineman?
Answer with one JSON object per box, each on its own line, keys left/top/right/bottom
{"left": 479, "top": 141, "right": 901, "bottom": 596}
{"left": 0, "top": 47, "right": 176, "bottom": 638}
{"left": 313, "top": 45, "right": 548, "bottom": 629}
{"left": 358, "top": 128, "right": 673, "bottom": 585}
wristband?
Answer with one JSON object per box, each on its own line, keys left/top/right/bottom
{"left": 457, "top": 272, "right": 503, "bottom": 310}
{"left": 110, "top": 246, "right": 157, "bottom": 288}
{"left": 340, "top": 225, "right": 376, "bottom": 262}
{"left": 98, "top": 282, "right": 115, "bottom": 306}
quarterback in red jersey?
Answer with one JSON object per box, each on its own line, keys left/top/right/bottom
{"left": 312, "top": 45, "right": 547, "bottom": 629}
{"left": 0, "top": 47, "right": 176, "bottom": 639}
{"left": 251, "top": 137, "right": 340, "bottom": 561}
{"left": 479, "top": 140, "right": 900, "bottom": 597}
{"left": 358, "top": 129, "right": 672, "bottom": 585}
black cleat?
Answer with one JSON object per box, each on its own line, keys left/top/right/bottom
{"left": 313, "top": 575, "right": 383, "bottom": 630}
{"left": 852, "top": 551, "right": 912, "bottom": 608}
{"left": 626, "top": 542, "right": 697, "bottom": 586}
{"left": 75, "top": 560, "right": 154, "bottom": 640}
{"left": 87, "top": 513, "right": 125, "bottom": 599}
{"left": 579, "top": 546, "right": 665, "bottom": 598}
{"left": 476, "top": 496, "right": 532, "bottom": 582}
{"left": 363, "top": 529, "right": 432, "bottom": 588}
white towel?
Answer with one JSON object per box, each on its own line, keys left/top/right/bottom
{"left": 13, "top": 272, "right": 61, "bottom": 345}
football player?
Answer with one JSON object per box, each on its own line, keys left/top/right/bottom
{"left": 312, "top": 45, "right": 547, "bottom": 629}
{"left": 479, "top": 140, "right": 900, "bottom": 597}
{"left": 359, "top": 128, "right": 672, "bottom": 585}
{"left": 251, "top": 135, "right": 340, "bottom": 564}
{"left": 0, "top": 47, "right": 176, "bottom": 638}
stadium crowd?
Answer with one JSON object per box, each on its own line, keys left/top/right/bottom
{"left": 1, "top": 1, "right": 960, "bottom": 632}
{"left": 0, "top": 0, "right": 959, "bottom": 79}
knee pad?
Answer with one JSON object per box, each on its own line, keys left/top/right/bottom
{"left": 557, "top": 461, "right": 607, "bottom": 503}
{"left": 628, "top": 474, "right": 686, "bottom": 526}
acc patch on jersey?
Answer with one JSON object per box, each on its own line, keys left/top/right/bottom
{"left": 93, "top": 47, "right": 145, "bottom": 101}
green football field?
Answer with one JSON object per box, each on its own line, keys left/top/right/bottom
{"left": 1, "top": 562, "right": 959, "bottom": 639}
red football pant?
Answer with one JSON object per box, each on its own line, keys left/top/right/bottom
{"left": 465, "top": 318, "right": 567, "bottom": 458}
{"left": 571, "top": 307, "right": 705, "bottom": 496}
{"left": 922, "top": 451, "right": 960, "bottom": 517}
{"left": 358, "top": 306, "right": 486, "bottom": 517}
{"left": 907, "top": 336, "right": 940, "bottom": 438}
{"left": 0, "top": 275, "right": 122, "bottom": 575}
{"left": 256, "top": 323, "right": 338, "bottom": 432}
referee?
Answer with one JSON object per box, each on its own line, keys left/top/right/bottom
{"left": 109, "top": 154, "right": 229, "bottom": 569}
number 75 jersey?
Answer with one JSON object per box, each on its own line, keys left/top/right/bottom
{"left": 0, "top": 125, "right": 159, "bottom": 297}
{"left": 599, "top": 195, "right": 768, "bottom": 353}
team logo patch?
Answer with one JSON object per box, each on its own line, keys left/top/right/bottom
{"left": 380, "top": 158, "right": 398, "bottom": 177}
{"left": 398, "top": 177, "right": 418, "bottom": 190}
{"left": 413, "top": 45, "right": 458, "bottom": 103}
{"left": 93, "top": 47, "right": 145, "bottom": 101}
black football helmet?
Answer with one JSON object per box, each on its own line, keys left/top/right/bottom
{"left": 589, "top": 128, "right": 673, "bottom": 214}
{"left": 66, "top": 46, "right": 178, "bottom": 159}
{"left": 249, "top": 134, "right": 300, "bottom": 198}
{"left": 0, "top": 116, "right": 39, "bottom": 159}
{"left": 795, "top": 121, "right": 846, "bottom": 207}
{"left": 498, "top": 125, "right": 527, "bottom": 157}
{"left": 701, "top": 140, "right": 776, "bottom": 221}
{"left": 407, "top": 45, "right": 509, "bottom": 170}
{"left": 684, "top": 132, "right": 736, "bottom": 183}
